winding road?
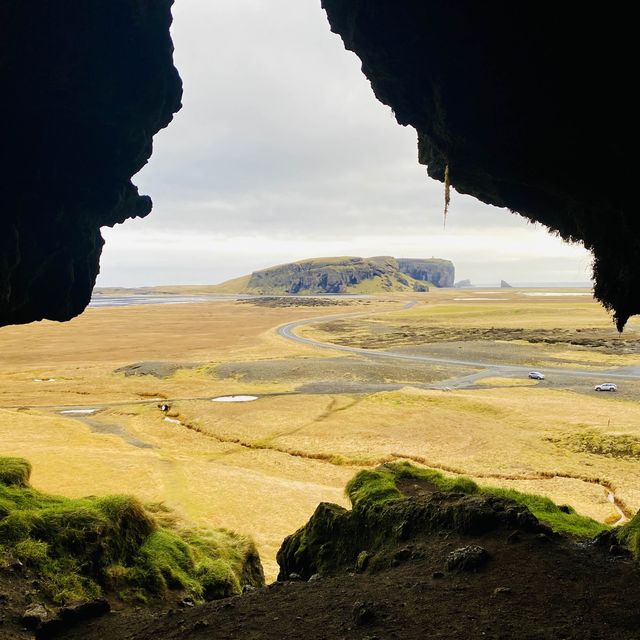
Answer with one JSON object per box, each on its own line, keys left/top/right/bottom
{"left": 277, "top": 306, "right": 635, "bottom": 522}
{"left": 276, "top": 309, "right": 640, "bottom": 388}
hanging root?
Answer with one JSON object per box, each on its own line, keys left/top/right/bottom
{"left": 443, "top": 163, "right": 451, "bottom": 228}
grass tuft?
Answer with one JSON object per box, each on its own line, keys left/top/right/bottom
{"left": 386, "top": 461, "right": 480, "bottom": 493}
{"left": 346, "top": 469, "right": 401, "bottom": 506}
{"left": 15, "top": 538, "right": 49, "bottom": 564}
{"left": 0, "top": 457, "right": 32, "bottom": 487}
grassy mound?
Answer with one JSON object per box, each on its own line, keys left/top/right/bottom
{"left": 0, "top": 457, "right": 264, "bottom": 604}
{"left": 346, "top": 462, "right": 608, "bottom": 538}
{"left": 278, "top": 462, "right": 610, "bottom": 580}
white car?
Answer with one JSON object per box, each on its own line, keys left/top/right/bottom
{"left": 594, "top": 383, "right": 617, "bottom": 392}
{"left": 528, "top": 371, "right": 545, "bottom": 380}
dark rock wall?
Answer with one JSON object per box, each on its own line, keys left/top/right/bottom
{"left": 0, "top": 0, "right": 182, "bottom": 326}
{"left": 398, "top": 258, "right": 454, "bottom": 287}
{"left": 321, "top": 1, "right": 634, "bottom": 328}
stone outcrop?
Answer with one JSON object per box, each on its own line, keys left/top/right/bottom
{"left": 277, "top": 490, "right": 540, "bottom": 581}
{"left": 321, "top": 1, "right": 634, "bottom": 329}
{"left": 454, "top": 279, "right": 472, "bottom": 288}
{"left": 248, "top": 257, "right": 396, "bottom": 294}
{"left": 397, "top": 258, "right": 454, "bottom": 287}
{"left": 0, "top": 0, "right": 182, "bottom": 326}
{"left": 246, "top": 256, "right": 453, "bottom": 295}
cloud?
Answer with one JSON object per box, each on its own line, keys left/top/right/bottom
{"left": 97, "top": 0, "right": 591, "bottom": 286}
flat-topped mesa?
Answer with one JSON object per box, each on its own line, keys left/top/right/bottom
{"left": 244, "top": 256, "right": 455, "bottom": 295}
{"left": 321, "top": 1, "right": 635, "bottom": 329}
{"left": 247, "top": 257, "right": 403, "bottom": 294}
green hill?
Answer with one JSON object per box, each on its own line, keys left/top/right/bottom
{"left": 210, "top": 256, "right": 455, "bottom": 295}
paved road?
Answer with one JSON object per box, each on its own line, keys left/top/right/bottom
{"left": 276, "top": 311, "right": 640, "bottom": 387}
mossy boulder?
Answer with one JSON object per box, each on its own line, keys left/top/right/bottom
{"left": 0, "top": 457, "right": 264, "bottom": 604}
{"left": 277, "top": 462, "right": 609, "bottom": 580}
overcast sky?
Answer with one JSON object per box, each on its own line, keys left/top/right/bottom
{"left": 97, "top": 0, "right": 592, "bottom": 287}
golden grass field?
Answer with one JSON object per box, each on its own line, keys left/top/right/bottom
{"left": 1, "top": 288, "right": 640, "bottom": 578}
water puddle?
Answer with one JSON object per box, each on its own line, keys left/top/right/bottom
{"left": 211, "top": 395, "right": 259, "bottom": 403}
{"left": 59, "top": 408, "right": 96, "bottom": 415}
{"left": 164, "top": 417, "right": 181, "bottom": 425}
{"left": 33, "top": 378, "right": 56, "bottom": 383}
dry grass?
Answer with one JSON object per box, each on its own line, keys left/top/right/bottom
{"left": 301, "top": 289, "right": 640, "bottom": 370}
{"left": 383, "top": 288, "right": 640, "bottom": 333}
{"left": 386, "top": 288, "right": 625, "bottom": 329}
{"left": 2, "top": 290, "right": 640, "bottom": 577}
{"left": 475, "top": 377, "right": 537, "bottom": 387}
{"left": 0, "top": 299, "right": 402, "bottom": 408}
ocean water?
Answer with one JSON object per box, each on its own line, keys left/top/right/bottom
{"left": 90, "top": 284, "right": 593, "bottom": 309}
{"left": 88, "top": 294, "right": 248, "bottom": 308}
{"left": 470, "top": 282, "right": 592, "bottom": 288}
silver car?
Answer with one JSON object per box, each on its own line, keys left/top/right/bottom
{"left": 594, "top": 383, "right": 617, "bottom": 392}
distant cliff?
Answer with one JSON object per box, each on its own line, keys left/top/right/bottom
{"left": 209, "top": 256, "right": 455, "bottom": 295}
{"left": 397, "top": 258, "right": 455, "bottom": 287}
{"left": 247, "top": 256, "right": 407, "bottom": 294}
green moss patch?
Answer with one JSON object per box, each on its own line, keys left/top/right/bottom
{"left": 346, "top": 462, "right": 608, "bottom": 539}
{"left": 0, "top": 457, "right": 32, "bottom": 488}
{"left": 616, "top": 512, "right": 640, "bottom": 556}
{"left": 478, "top": 486, "right": 607, "bottom": 538}
{"left": 346, "top": 469, "right": 402, "bottom": 506}
{"left": 0, "top": 457, "right": 264, "bottom": 604}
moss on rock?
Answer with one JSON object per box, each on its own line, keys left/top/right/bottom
{"left": 0, "top": 457, "right": 264, "bottom": 604}
{"left": 277, "top": 462, "right": 609, "bottom": 580}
